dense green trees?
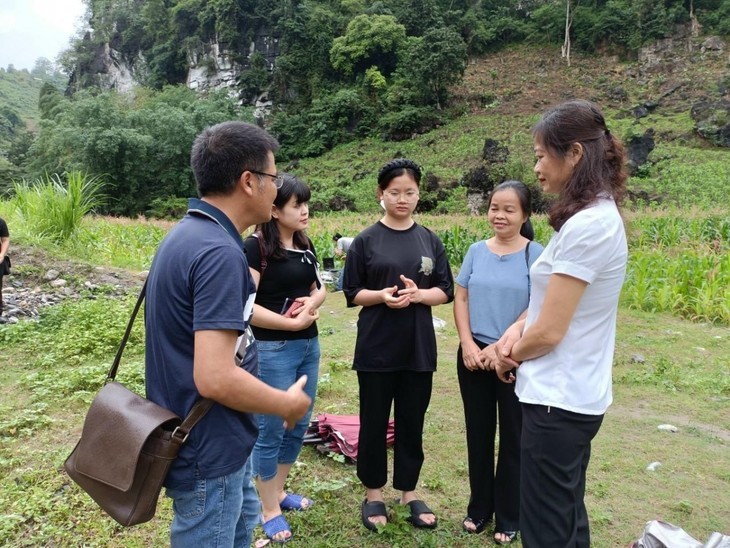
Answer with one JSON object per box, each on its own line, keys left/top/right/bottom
{"left": 26, "top": 86, "right": 250, "bottom": 215}
{"left": 2, "top": 0, "right": 727, "bottom": 213}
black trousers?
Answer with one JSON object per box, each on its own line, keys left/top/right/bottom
{"left": 457, "top": 340, "right": 521, "bottom": 530}
{"left": 0, "top": 273, "right": 4, "bottom": 314}
{"left": 520, "top": 403, "right": 604, "bottom": 548}
{"left": 356, "top": 370, "right": 433, "bottom": 491}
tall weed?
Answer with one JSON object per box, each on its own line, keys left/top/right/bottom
{"left": 12, "top": 172, "right": 105, "bottom": 242}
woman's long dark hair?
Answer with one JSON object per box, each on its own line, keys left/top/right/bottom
{"left": 533, "top": 99, "right": 627, "bottom": 231}
{"left": 488, "top": 180, "right": 535, "bottom": 240}
{"left": 255, "top": 174, "right": 311, "bottom": 260}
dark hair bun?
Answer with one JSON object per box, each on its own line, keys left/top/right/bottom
{"left": 377, "top": 158, "right": 422, "bottom": 187}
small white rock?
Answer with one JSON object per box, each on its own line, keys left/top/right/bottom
{"left": 646, "top": 461, "right": 662, "bottom": 471}
{"left": 657, "top": 424, "right": 678, "bottom": 432}
{"left": 432, "top": 316, "right": 447, "bottom": 330}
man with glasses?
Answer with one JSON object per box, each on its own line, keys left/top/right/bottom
{"left": 145, "top": 121, "right": 311, "bottom": 547}
{"left": 249, "top": 169, "right": 285, "bottom": 189}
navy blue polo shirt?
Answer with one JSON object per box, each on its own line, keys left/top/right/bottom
{"left": 145, "top": 198, "right": 259, "bottom": 489}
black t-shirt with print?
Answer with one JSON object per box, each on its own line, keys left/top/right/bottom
{"left": 343, "top": 221, "right": 454, "bottom": 372}
{"left": 244, "top": 235, "right": 319, "bottom": 341}
{"left": 0, "top": 217, "right": 8, "bottom": 239}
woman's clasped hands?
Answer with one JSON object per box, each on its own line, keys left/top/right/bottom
{"left": 460, "top": 342, "right": 499, "bottom": 371}
{"left": 381, "top": 275, "right": 422, "bottom": 308}
{"left": 287, "top": 297, "right": 320, "bottom": 329}
{"left": 492, "top": 320, "right": 524, "bottom": 383}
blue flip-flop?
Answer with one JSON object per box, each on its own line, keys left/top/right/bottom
{"left": 279, "top": 492, "right": 313, "bottom": 512}
{"left": 261, "top": 514, "right": 292, "bottom": 544}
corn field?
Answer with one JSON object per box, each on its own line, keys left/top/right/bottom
{"left": 312, "top": 211, "right": 730, "bottom": 324}
{"left": 1, "top": 202, "right": 727, "bottom": 325}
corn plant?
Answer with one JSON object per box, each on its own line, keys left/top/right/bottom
{"left": 12, "top": 172, "right": 105, "bottom": 243}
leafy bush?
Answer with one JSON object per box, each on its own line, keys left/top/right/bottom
{"left": 146, "top": 196, "right": 190, "bottom": 219}
{"left": 377, "top": 105, "right": 443, "bottom": 141}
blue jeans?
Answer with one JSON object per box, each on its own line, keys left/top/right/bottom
{"left": 253, "top": 337, "right": 320, "bottom": 480}
{"left": 335, "top": 269, "right": 345, "bottom": 291}
{"left": 166, "top": 458, "right": 260, "bottom": 548}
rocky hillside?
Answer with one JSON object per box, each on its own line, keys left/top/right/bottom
{"left": 454, "top": 34, "right": 728, "bottom": 138}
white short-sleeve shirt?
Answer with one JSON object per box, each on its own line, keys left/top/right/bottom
{"left": 515, "top": 198, "right": 628, "bottom": 415}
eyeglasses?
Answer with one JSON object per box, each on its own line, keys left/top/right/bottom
{"left": 383, "top": 190, "right": 419, "bottom": 202}
{"left": 249, "top": 170, "right": 284, "bottom": 189}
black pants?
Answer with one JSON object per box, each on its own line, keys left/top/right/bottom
{"left": 356, "top": 370, "right": 433, "bottom": 491}
{"left": 457, "top": 341, "right": 521, "bottom": 531}
{"left": 0, "top": 273, "right": 4, "bottom": 314}
{"left": 520, "top": 404, "right": 604, "bottom": 548}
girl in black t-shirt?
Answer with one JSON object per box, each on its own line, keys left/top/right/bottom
{"left": 343, "top": 158, "right": 454, "bottom": 532}
{"left": 243, "top": 175, "right": 326, "bottom": 543}
{"left": 0, "top": 216, "right": 9, "bottom": 317}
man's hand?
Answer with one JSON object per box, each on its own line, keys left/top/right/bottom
{"left": 282, "top": 376, "right": 312, "bottom": 429}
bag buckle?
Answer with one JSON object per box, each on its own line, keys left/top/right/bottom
{"left": 171, "top": 426, "right": 189, "bottom": 444}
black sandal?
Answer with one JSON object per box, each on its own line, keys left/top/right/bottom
{"left": 494, "top": 530, "right": 518, "bottom": 545}
{"left": 463, "top": 516, "right": 487, "bottom": 534}
{"left": 404, "top": 499, "right": 438, "bottom": 529}
{"left": 361, "top": 499, "right": 388, "bottom": 532}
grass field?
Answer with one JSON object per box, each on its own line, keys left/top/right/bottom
{"left": 1, "top": 272, "right": 728, "bottom": 546}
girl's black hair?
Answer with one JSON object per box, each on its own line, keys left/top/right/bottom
{"left": 488, "top": 180, "right": 535, "bottom": 241}
{"left": 377, "top": 158, "right": 422, "bottom": 190}
{"left": 255, "top": 174, "right": 311, "bottom": 259}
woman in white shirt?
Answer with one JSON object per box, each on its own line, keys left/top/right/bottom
{"left": 494, "top": 99, "right": 628, "bottom": 548}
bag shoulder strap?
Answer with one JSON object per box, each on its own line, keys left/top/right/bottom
{"left": 106, "top": 281, "right": 147, "bottom": 382}
{"left": 173, "top": 398, "right": 215, "bottom": 443}
{"left": 106, "top": 280, "right": 214, "bottom": 440}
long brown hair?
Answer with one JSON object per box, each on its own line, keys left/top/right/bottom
{"left": 533, "top": 100, "right": 627, "bottom": 231}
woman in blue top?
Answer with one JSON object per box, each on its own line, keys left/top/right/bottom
{"left": 453, "top": 181, "right": 543, "bottom": 544}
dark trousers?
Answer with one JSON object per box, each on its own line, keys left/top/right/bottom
{"left": 356, "top": 370, "right": 433, "bottom": 491}
{"left": 520, "top": 404, "right": 604, "bottom": 548}
{"left": 0, "top": 273, "right": 4, "bottom": 314}
{"left": 457, "top": 341, "right": 521, "bottom": 530}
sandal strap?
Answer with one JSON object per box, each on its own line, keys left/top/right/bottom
{"left": 362, "top": 499, "right": 387, "bottom": 518}
{"left": 406, "top": 499, "right": 434, "bottom": 516}
{"left": 262, "top": 514, "right": 291, "bottom": 538}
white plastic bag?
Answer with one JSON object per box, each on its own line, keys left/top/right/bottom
{"left": 630, "top": 520, "right": 730, "bottom": 548}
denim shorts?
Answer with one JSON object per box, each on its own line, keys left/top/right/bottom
{"left": 252, "top": 337, "right": 320, "bottom": 480}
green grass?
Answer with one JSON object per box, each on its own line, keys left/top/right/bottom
{"left": 289, "top": 105, "right": 729, "bottom": 214}
{"left": 1, "top": 282, "right": 728, "bottom": 546}
{"left": 0, "top": 202, "right": 727, "bottom": 545}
